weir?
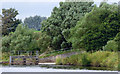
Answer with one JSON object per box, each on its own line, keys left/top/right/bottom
{"left": 9, "top": 51, "right": 39, "bottom": 65}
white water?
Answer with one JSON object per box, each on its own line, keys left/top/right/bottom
{"left": 0, "top": 66, "right": 118, "bottom": 73}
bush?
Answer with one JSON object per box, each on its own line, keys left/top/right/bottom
{"left": 81, "top": 53, "right": 91, "bottom": 66}
{"left": 62, "top": 57, "right": 70, "bottom": 65}
{"left": 56, "top": 51, "right": 118, "bottom": 70}
{"left": 56, "top": 57, "right": 62, "bottom": 65}
{"left": 89, "top": 51, "right": 111, "bottom": 67}
{"left": 103, "top": 40, "right": 118, "bottom": 51}
{"left": 67, "top": 55, "right": 78, "bottom": 65}
{"left": 101, "top": 52, "right": 118, "bottom": 70}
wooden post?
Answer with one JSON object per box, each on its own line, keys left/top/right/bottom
{"left": 23, "top": 56, "right": 26, "bottom": 65}
{"left": 11, "top": 57, "right": 14, "bottom": 65}
{"left": 9, "top": 56, "right": 11, "bottom": 65}
{"left": 35, "top": 57, "right": 39, "bottom": 65}
{"left": 35, "top": 51, "right": 39, "bottom": 65}
{"left": 36, "top": 51, "right": 39, "bottom": 56}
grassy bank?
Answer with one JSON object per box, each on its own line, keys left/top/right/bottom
{"left": 56, "top": 51, "right": 119, "bottom": 71}
{"left": 39, "top": 49, "right": 81, "bottom": 58}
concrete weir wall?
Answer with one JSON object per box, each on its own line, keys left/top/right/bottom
{"left": 39, "top": 52, "right": 79, "bottom": 63}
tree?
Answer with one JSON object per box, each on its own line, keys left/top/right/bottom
{"left": 24, "top": 15, "right": 46, "bottom": 30}
{"left": 103, "top": 40, "right": 118, "bottom": 51}
{"left": 41, "top": 2, "right": 94, "bottom": 50}
{"left": 68, "top": 3, "right": 120, "bottom": 51}
{"left": 103, "top": 32, "right": 120, "bottom": 51}
{"left": 37, "top": 32, "right": 51, "bottom": 52}
{"left": 2, "top": 8, "right": 21, "bottom": 35}
{"left": 0, "top": 15, "right": 2, "bottom": 36}
{"left": 1, "top": 24, "right": 40, "bottom": 52}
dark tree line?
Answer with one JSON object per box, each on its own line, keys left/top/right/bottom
{"left": 2, "top": 8, "right": 21, "bottom": 35}
{"left": 24, "top": 15, "right": 46, "bottom": 31}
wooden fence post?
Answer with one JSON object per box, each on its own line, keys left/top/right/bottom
{"left": 23, "top": 56, "right": 26, "bottom": 65}
{"left": 9, "top": 56, "right": 11, "bottom": 65}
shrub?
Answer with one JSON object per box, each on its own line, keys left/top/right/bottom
{"left": 62, "top": 57, "right": 70, "bottom": 65}
{"left": 56, "top": 51, "right": 118, "bottom": 70}
{"left": 56, "top": 57, "right": 62, "bottom": 65}
{"left": 101, "top": 52, "right": 118, "bottom": 70}
{"left": 103, "top": 40, "right": 118, "bottom": 51}
{"left": 67, "top": 55, "right": 79, "bottom": 65}
{"left": 89, "top": 51, "right": 111, "bottom": 67}
{"left": 81, "top": 52, "right": 91, "bottom": 66}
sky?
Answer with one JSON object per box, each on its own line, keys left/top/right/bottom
{"left": 0, "top": 0, "right": 119, "bottom": 21}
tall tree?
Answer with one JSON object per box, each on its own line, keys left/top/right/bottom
{"left": 68, "top": 3, "right": 120, "bottom": 51}
{"left": 1, "top": 24, "right": 40, "bottom": 52}
{"left": 0, "top": 15, "right": 2, "bottom": 36}
{"left": 2, "top": 8, "right": 21, "bottom": 35}
{"left": 24, "top": 15, "right": 46, "bottom": 30}
{"left": 41, "top": 2, "right": 94, "bottom": 50}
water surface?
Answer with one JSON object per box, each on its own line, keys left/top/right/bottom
{"left": 0, "top": 65, "right": 118, "bottom": 73}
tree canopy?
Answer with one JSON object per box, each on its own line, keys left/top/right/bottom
{"left": 1, "top": 24, "right": 39, "bottom": 52}
{"left": 24, "top": 15, "right": 46, "bottom": 31}
{"left": 41, "top": 2, "right": 94, "bottom": 50}
{"left": 68, "top": 3, "right": 120, "bottom": 51}
{"left": 2, "top": 8, "right": 21, "bottom": 35}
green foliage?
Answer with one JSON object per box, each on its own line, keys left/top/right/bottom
{"left": 56, "top": 57, "right": 62, "bottom": 65}
{"left": 0, "top": 15, "right": 2, "bottom": 36}
{"left": 103, "top": 32, "right": 120, "bottom": 51}
{"left": 56, "top": 51, "right": 118, "bottom": 70}
{"left": 103, "top": 40, "right": 118, "bottom": 51}
{"left": 69, "top": 3, "right": 120, "bottom": 51}
{"left": 101, "top": 52, "right": 118, "bottom": 70}
{"left": 2, "top": 8, "right": 21, "bottom": 35}
{"left": 114, "top": 32, "right": 120, "bottom": 51}
{"left": 2, "top": 52, "right": 10, "bottom": 62}
{"left": 39, "top": 49, "right": 81, "bottom": 58}
{"left": 1, "top": 24, "right": 40, "bottom": 52}
{"left": 81, "top": 53, "right": 91, "bottom": 66}
{"left": 41, "top": 2, "right": 94, "bottom": 50}
{"left": 1, "top": 36, "right": 11, "bottom": 52}
{"left": 24, "top": 15, "right": 46, "bottom": 30}
{"left": 37, "top": 32, "right": 51, "bottom": 52}
{"left": 89, "top": 51, "right": 111, "bottom": 67}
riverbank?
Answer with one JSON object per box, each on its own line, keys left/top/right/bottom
{"left": 1, "top": 50, "right": 119, "bottom": 71}
{"left": 0, "top": 61, "right": 9, "bottom": 64}
{"left": 39, "top": 52, "right": 80, "bottom": 63}
{"left": 56, "top": 51, "right": 119, "bottom": 71}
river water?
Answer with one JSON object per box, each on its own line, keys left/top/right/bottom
{"left": 0, "top": 65, "right": 118, "bottom": 73}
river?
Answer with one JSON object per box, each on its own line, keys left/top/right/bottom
{"left": 0, "top": 65, "right": 118, "bottom": 73}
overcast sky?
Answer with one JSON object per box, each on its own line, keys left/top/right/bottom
{"left": 0, "top": 0, "right": 119, "bottom": 21}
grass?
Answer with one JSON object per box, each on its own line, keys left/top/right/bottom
{"left": 39, "top": 49, "right": 81, "bottom": 58}
{"left": 33, "top": 30, "right": 41, "bottom": 33}
{"left": 0, "top": 54, "right": 2, "bottom": 62}
{"left": 2, "top": 52, "right": 10, "bottom": 62}
{"left": 56, "top": 51, "right": 119, "bottom": 71}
